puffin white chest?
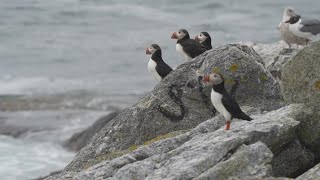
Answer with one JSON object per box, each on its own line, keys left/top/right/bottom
{"left": 148, "top": 59, "right": 162, "bottom": 82}
{"left": 210, "top": 89, "right": 232, "bottom": 121}
{"left": 176, "top": 43, "right": 192, "bottom": 61}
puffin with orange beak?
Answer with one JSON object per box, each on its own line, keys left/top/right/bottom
{"left": 145, "top": 44, "right": 172, "bottom": 82}
{"left": 195, "top": 32, "right": 212, "bottom": 50}
{"left": 202, "top": 73, "right": 252, "bottom": 130}
{"left": 171, "top": 29, "right": 206, "bottom": 61}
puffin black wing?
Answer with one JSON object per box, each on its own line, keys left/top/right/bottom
{"left": 156, "top": 62, "right": 173, "bottom": 79}
{"left": 180, "top": 39, "right": 207, "bottom": 58}
{"left": 221, "top": 94, "right": 252, "bottom": 121}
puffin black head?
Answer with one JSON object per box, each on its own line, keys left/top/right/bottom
{"left": 285, "top": 15, "right": 301, "bottom": 24}
{"left": 171, "top": 29, "right": 190, "bottom": 40}
{"left": 195, "top": 32, "right": 211, "bottom": 43}
{"left": 202, "top": 73, "right": 224, "bottom": 85}
{"left": 146, "top": 44, "right": 161, "bottom": 55}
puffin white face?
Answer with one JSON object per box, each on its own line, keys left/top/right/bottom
{"left": 171, "top": 29, "right": 188, "bottom": 40}
{"left": 195, "top": 32, "right": 207, "bottom": 43}
{"left": 203, "top": 73, "right": 224, "bottom": 85}
{"left": 283, "top": 7, "right": 298, "bottom": 21}
{"left": 146, "top": 44, "right": 160, "bottom": 55}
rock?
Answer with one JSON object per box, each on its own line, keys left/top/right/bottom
{"left": 281, "top": 40, "right": 320, "bottom": 109}
{"left": 63, "top": 44, "right": 283, "bottom": 172}
{"left": 194, "top": 142, "right": 273, "bottom": 180}
{"left": 296, "top": 163, "right": 320, "bottom": 180}
{"left": 267, "top": 49, "right": 298, "bottom": 80}
{"left": 271, "top": 139, "right": 314, "bottom": 178}
{"left": 281, "top": 40, "right": 320, "bottom": 159}
{"left": 48, "top": 104, "right": 301, "bottom": 180}
{"left": 244, "top": 41, "right": 287, "bottom": 67}
{"left": 230, "top": 177, "right": 292, "bottom": 180}
{"left": 63, "top": 111, "right": 120, "bottom": 152}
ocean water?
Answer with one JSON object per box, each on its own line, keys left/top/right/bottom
{"left": 0, "top": 0, "right": 319, "bottom": 179}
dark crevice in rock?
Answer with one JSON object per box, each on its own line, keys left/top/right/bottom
{"left": 219, "top": 144, "right": 243, "bottom": 163}
{"left": 158, "top": 84, "right": 188, "bottom": 122}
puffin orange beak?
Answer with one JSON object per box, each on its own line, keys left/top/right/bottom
{"left": 202, "top": 75, "right": 210, "bottom": 83}
{"left": 171, "top": 32, "right": 178, "bottom": 39}
{"left": 195, "top": 35, "right": 199, "bottom": 41}
{"left": 146, "top": 48, "right": 151, "bottom": 54}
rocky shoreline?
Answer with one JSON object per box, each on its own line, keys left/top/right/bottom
{"left": 45, "top": 40, "right": 320, "bottom": 180}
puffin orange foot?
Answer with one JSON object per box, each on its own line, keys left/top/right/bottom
{"left": 225, "top": 121, "right": 231, "bottom": 130}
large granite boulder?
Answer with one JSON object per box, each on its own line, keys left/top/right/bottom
{"left": 46, "top": 104, "right": 301, "bottom": 180}
{"left": 63, "top": 44, "right": 283, "bottom": 172}
{"left": 281, "top": 40, "right": 320, "bottom": 159}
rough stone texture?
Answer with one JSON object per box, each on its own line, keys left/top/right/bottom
{"left": 63, "top": 111, "right": 120, "bottom": 152}
{"left": 272, "top": 139, "right": 314, "bottom": 178}
{"left": 267, "top": 49, "right": 298, "bottom": 80}
{"left": 281, "top": 40, "right": 320, "bottom": 109}
{"left": 281, "top": 40, "right": 320, "bottom": 158}
{"left": 296, "top": 162, "right": 320, "bottom": 180}
{"left": 46, "top": 104, "right": 302, "bottom": 180}
{"left": 194, "top": 142, "right": 273, "bottom": 180}
{"left": 230, "top": 177, "right": 292, "bottom": 180}
{"left": 63, "top": 44, "right": 283, "bottom": 172}
{"left": 244, "top": 41, "right": 287, "bottom": 68}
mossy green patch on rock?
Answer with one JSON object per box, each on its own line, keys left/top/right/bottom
{"left": 82, "top": 131, "right": 188, "bottom": 170}
{"left": 259, "top": 73, "right": 269, "bottom": 82}
{"left": 143, "top": 130, "right": 189, "bottom": 146}
{"left": 224, "top": 78, "right": 235, "bottom": 85}
{"left": 83, "top": 150, "right": 131, "bottom": 170}
{"left": 211, "top": 67, "right": 221, "bottom": 74}
{"left": 314, "top": 80, "right": 320, "bottom": 90}
{"left": 230, "top": 64, "right": 239, "bottom": 72}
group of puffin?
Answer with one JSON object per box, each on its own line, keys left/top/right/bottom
{"left": 145, "top": 29, "right": 212, "bottom": 82}
{"left": 144, "top": 7, "right": 320, "bottom": 130}
{"left": 145, "top": 29, "right": 251, "bottom": 130}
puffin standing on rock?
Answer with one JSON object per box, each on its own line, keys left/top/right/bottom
{"left": 202, "top": 73, "right": 252, "bottom": 130}
{"left": 146, "top": 44, "right": 173, "bottom": 82}
{"left": 195, "top": 32, "right": 212, "bottom": 50}
{"left": 171, "top": 29, "right": 207, "bottom": 61}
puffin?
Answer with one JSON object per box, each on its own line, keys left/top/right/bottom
{"left": 145, "top": 44, "right": 173, "bottom": 82}
{"left": 277, "top": 7, "right": 309, "bottom": 48}
{"left": 286, "top": 15, "right": 320, "bottom": 41}
{"left": 195, "top": 32, "right": 212, "bottom": 50}
{"left": 202, "top": 73, "right": 252, "bottom": 130}
{"left": 171, "top": 29, "right": 207, "bottom": 61}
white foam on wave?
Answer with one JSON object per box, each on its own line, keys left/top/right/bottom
{"left": 0, "top": 76, "right": 95, "bottom": 95}
{"left": 0, "top": 135, "right": 74, "bottom": 180}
